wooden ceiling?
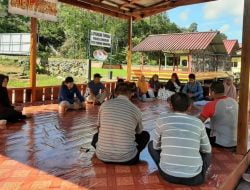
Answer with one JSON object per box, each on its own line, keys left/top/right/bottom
{"left": 59, "top": 0, "right": 217, "bottom": 20}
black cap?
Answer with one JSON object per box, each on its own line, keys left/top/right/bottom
{"left": 94, "top": 73, "right": 102, "bottom": 78}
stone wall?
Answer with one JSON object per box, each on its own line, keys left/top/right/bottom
{"left": 46, "top": 58, "right": 88, "bottom": 78}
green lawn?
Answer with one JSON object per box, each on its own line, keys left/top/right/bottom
{"left": 7, "top": 68, "right": 127, "bottom": 88}
{"left": 92, "top": 68, "right": 127, "bottom": 79}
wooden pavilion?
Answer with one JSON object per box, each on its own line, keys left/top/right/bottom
{"left": 131, "top": 31, "right": 230, "bottom": 81}
{"left": 45, "top": 0, "right": 249, "bottom": 156}
{"left": 25, "top": 0, "right": 249, "bottom": 155}
{"left": 1, "top": 1, "right": 250, "bottom": 189}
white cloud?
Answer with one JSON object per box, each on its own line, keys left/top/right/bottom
{"left": 179, "top": 9, "right": 189, "bottom": 21}
{"left": 203, "top": 0, "right": 244, "bottom": 24}
{"left": 219, "top": 24, "right": 230, "bottom": 33}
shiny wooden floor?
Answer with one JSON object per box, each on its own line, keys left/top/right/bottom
{"left": 0, "top": 100, "right": 247, "bottom": 190}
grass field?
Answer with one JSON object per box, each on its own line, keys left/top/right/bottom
{"left": 7, "top": 68, "right": 127, "bottom": 88}
{"left": 0, "top": 58, "right": 127, "bottom": 88}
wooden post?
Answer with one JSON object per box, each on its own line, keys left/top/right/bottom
{"left": 127, "top": 17, "right": 132, "bottom": 81}
{"left": 30, "top": 17, "right": 37, "bottom": 102}
{"left": 237, "top": 0, "right": 250, "bottom": 155}
{"left": 141, "top": 52, "right": 144, "bottom": 70}
{"left": 188, "top": 53, "right": 192, "bottom": 73}
{"left": 164, "top": 53, "right": 167, "bottom": 69}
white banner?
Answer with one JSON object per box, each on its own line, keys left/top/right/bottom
{"left": 8, "top": 0, "right": 58, "bottom": 22}
{"left": 0, "top": 33, "right": 30, "bottom": 55}
{"left": 90, "top": 30, "right": 111, "bottom": 48}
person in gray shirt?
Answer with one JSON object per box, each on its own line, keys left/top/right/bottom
{"left": 200, "top": 81, "right": 238, "bottom": 148}
{"left": 148, "top": 93, "right": 211, "bottom": 185}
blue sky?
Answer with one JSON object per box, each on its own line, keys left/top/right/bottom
{"left": 167, "top": 0, "right": 244, "bottom": 42}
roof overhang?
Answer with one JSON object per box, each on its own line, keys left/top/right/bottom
{"left": 59, "top": 0, "right": 217, "bottom": 20}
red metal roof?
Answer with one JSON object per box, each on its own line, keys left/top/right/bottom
{"left": 132, "top": 32, "right": 218, "bottom": 52}
{"left": 223, "top": 40, "right": 239, "bottom": 55}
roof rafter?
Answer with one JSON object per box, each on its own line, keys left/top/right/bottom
{"left": 59, "top": 0, "right": 217, "bottom": 20}
{"left": 59, "top": 0, "right": 132, "bottom": 19}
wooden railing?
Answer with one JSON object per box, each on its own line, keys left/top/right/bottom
{"left": 7, "top": 82, "right": 117, "bottom": 105}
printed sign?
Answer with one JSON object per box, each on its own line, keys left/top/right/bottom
{"left": 90, "top": 30, "right": 111, "bottom": 48}
{"left": 8, "top": 0, "right": 58, "bottom": 22}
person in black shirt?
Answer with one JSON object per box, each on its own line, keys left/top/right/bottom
{"left": 0, "top": 74, "right": 27, "bottom": 123}
{"left": 149, "top": 74, "right": 161, "bottom": 97}
{"left": 165, "top": 73, "right": 181, "bottom": 92}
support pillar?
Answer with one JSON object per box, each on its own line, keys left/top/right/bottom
{"left": 127, "top": 17, "right": 132, "bottom": 81}
{"left": 164, "top": 53, "right": 167, "bottom": 69}
{"left": 237, "top": 0, "right": 250, "bottom": 154}
{"left": 30, "top": 17, "right": 37, "bottom": 102}
{"left": 188, "top": 54, "right": 192, "bottom": 73}
{"left": 141, "top": 52, "right": 144, "bottom": 70}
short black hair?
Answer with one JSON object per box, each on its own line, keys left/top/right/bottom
{"left": 170, "top": 93, "right": 192, "bottom": 112}
{"left": 65, "top": 76, "right": 74, "bottom": 83}
{"left": 115, "top": 83, "right": 131, "bottom": 95}
{"left": 94, "top": 73, "right": 102, "bottom": 78}
{"left": 117, "top": 78, "right": 124, "bottom": 83}
{"left": 0, "top": 74, "right": 8, "bottom": 87}
{"left": 210, "top": 81, "right": 224, "bottom": 94}
{"left": 189, "top": 73, "right": 196, "bottom": 80}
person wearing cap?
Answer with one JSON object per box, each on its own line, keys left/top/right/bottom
{"left": 199, "top": 81, "right": 238, "bottom": 148}
{"left": 86, "top": 73, "right": 109, "bottom": 105}
{"left": 59, "top": 76, "right": 85, "bottom": 114}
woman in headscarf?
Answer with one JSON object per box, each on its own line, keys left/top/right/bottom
{"left": 137, "top": 75, "right": 154, "bottom": 101}
{"left": 0, "top": 74, "right": 27, "bottom": 123}
{"left": 224, "top": 77, "right": 237, "bottom": 100}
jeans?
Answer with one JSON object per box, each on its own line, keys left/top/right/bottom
{"left": 148, "top": 141, "right": 211, "bottom": 186}
{"left": 92, "top": 131, "right": 150, "bottom": 165}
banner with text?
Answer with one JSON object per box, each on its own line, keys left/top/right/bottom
{"left": 8, "top": 0, "right": 58, "bottom": 22}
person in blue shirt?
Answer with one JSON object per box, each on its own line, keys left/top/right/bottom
{"left": 182, "top": 74, "right": 203, "bottom": 101}
{"left": 86, "top": 73, "right": 109, "bottom": 105}
{"left": 59, "top": 77, "right": 85, "bottom": 114}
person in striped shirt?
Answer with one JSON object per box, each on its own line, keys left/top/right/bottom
{"left": 91, "top": 82, "right": 150, "bottom": 164}
{"left": 148, "top": 93, "right": 211, "bottom": 185}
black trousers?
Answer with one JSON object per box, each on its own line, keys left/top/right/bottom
{"left": 91, "top": 131, "right": 150, "bottom": 165}
{"left": 148, "top": 141, "right": 211, "bottom": 186}
{"left": 206, "top": 128, "right": 236, "bottom": 149}
{"left": 0, "top": 107, "right": 26, "bottom": 123}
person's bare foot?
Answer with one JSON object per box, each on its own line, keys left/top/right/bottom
{"left": 0, "top": 120, "right": 7, "bottom": 129}
{"left": 25, "top": 113, "right": 33, "bottom": 118}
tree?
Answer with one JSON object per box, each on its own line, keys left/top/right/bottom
{"left": 188, "top": 23, "right": 198, "bottom": 32}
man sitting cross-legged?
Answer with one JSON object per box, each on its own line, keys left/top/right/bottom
{"left": 199, "top": 81, "right": 238, "bottom": 148}
{"left": 91, "top": 83, "right": 150, "bottom": 165}
{"left": 86, "top": 73, "right": 109, "bottom": 105}
{"left": 148, "top": 93, "right": 211, "bottom": 186}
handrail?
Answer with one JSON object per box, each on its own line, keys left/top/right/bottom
{"left": 7, "top": 82, "right": 117, "bottom": 105}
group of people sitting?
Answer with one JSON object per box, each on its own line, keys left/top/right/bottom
{"left": 137, "top": 72, "right": 237, "bottom": 102}
{"left": 90, "top": 79, "right": 238, "bottom": 186}
{"left": 0, "top": 72, "right": 239, "bottom": 186}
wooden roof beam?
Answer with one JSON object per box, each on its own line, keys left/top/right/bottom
{"left": 59, "top": 0, "right": 131, "bottom": 19}
{"left": 78, "top": 0, "right": 133, "bottom": 15}
{"left": 120, "top": 0, "right": 140, "bottom": 8}
{"left": 133, "top": 0, "right": 217, "bottom": 19}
